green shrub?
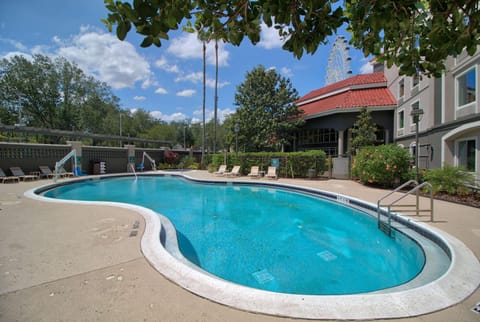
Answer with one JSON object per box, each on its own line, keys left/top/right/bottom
{"left": 424, "top": 165, "right": 474, "bottom": 195}
{"left": 352, "top": 144, "right": 411, "bottom": 187}
{"left": 209, "top": 150, "right": 327, "bottom": 177}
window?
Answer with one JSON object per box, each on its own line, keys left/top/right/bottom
{"left": 297, "top": 128, "right": 338, "bottom": 145}
{"left": 398, "top": 110, "right": 405, "bottom": 129}
{"left": 457, "top": 139, "right": 476, "bottom": 172}
{"left": 412, "top": 73, "right": 419, "bottom": 87}
{"left": 399, "top": 79, "right": 405, "bottom": 97}
{"left": 457, "top": 68, "right": 476, "bottom": 108}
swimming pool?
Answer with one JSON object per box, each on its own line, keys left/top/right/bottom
{"left": 29, "top": 172, "right": 480, "bottom": 320}
{"left": 43, "top": 175, "right": 425, "bottom": 295}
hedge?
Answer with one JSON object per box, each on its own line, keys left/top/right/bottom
{"left": 208, "top": 150, "right": 327, "bottom": 178}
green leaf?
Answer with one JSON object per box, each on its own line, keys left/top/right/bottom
{"left": 116, "top": 21, "right": 128, "bottom": 40}
{"left": 140, "top": 36, "right": 153, "bottom": 47}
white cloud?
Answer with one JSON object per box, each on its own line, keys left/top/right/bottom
{"left": 134, "top": 95, "right": 146, "bottom": 101}
{"left": 0, "top": 37, "right": 28, "bottom": 51}
{"left": 155, "top": 87, "right": 168, "bottom": 94}
{"left": 175, "top": 72, "right": 230, "bottom": 88}
{"left": 193, "top": 107, "right": 235, "bottom": 122}
{"left": 258, "top": 22, "right": 288, "bottom": 49}
{"left": 141, "top": 77, "right": 159, "bottom": 89}
{"left": 150, "top": 110, "right": 187, "bottom": 122}
{"left": 360, "top": 60, "right": 373, "bottom": 74}
{"left": 167, "top": 32, "right": 229, "bottom": 66}
{"left": 155, "top": 57, "right": 180, "bottom": 73}
{"left": 57, "top": 27, "right": 152, "bottom": 89}
{"left": 1, "top": 51, "right": 32, "bottom": 61}
{"left": 206, "top": 79, "right": 230, "bottom": 89}
{"left": 280, "top": 67, "right": 293, "bottom": 77}
{"left": 175, "top": 72, "right": 202, "bottom": 83}
{"left": 176, "top": 89, "right": 196, "bottom": 97}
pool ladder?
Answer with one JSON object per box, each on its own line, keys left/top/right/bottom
{"left": 376, "top": 180, "right": 434, "bottom": 237}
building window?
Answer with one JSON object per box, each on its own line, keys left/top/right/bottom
{"left": 457, "top": 67, "right": 476, "bottom": 108}
{"left": 399, "top": 79, "right": 405, "bottom": 97}
{"left": 457, "top": 138, "right": 476, "bottom": 172}
{"left": 412, "top": 73, "right": 419, "bottom": 87}
{"left": 297, "top": 128, "right": 338, "bottom": 145}
{"left": 398, "top": 110, "right": 405, "bottom": 129}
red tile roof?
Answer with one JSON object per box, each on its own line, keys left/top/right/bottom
{"left": 296, "top": 72, "right": 396, "bottom": 117}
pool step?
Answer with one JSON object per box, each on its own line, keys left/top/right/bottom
{"left": 378, "top": 221, "right": 392, "bottom": 237}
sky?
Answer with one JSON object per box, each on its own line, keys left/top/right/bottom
{"left": 0, "top": 1, "right": 373, "bottom": 124}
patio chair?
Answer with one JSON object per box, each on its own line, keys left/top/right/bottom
{"left": 9, "top": 167, "right": 39, "bottom": 181}
{"left": 214, "top": 164, "right": 227, "bottom": 176}
{"left": 265, "top": 166, "right": 278, "bottom": 180}
{"left": 0, "top": 168, "right": 20, "bottom": 183}
{"left": 225, "top": 165, "right": 241, "bottom": 177}
{"left": 58, "top": 166, "right": 74, "bottom": 178}
{"left": 39, "top": 166, "right": 56, "bottom": 179}
{"left": 247, "top": 166, "right": 260, "bottom": 178}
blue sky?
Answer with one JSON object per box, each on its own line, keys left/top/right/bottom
{"left": 0, "top": 1, "right": 373, "bottom": 124}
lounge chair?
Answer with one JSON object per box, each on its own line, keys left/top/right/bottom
{"left": 0, "top": 168, "right": 20, "bottom": 183}
{"left": 58, "top": 166, "right": 74, "bottom": 178}
{"left": 265, "top": 166, "right": 278, "bottom": 180}
{"left": 9, "top": 167, "right": 39, "bottom": 181}
{"left": 39, "top": 166, "right": 56, "bottom": 179}
{"left": 214, "top": 164, "right": 227, "bottom": 176}
{"left": 247, "top": 166, "right": 260, "bottom": 178}
{"left": 225, "top": 165, "right": 241, "bottom": 177}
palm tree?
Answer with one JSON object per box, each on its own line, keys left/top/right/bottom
{"left": 202, "top": 39, "right": 206, "bottom": 165}
{"left": 213, "top": 39, "right": 218, "bottom": 153}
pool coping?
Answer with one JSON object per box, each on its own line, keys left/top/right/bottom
{"left": 25, "top": 172, "right": 480, "bottom": 320}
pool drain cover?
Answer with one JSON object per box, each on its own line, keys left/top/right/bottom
{"left": 472, "top": 302, "right": 480, "bottom": 314}
{"left": 317, "top": 250, "right": 337, "bottom": 262}
{"left": 252, "top": 269, "right": 274, "bottom": 284}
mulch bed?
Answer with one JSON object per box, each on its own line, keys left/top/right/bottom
{"left": 358, "top": 180, "right": 480, "bottom": 209}
{"left": 427, "top": 191, "right": 480, "bottom": 208}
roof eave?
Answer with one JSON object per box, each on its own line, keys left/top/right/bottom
{"left": 301, "top": 105, "right": 396, "bottom": 120}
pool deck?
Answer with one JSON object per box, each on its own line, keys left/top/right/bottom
{"left": 0, "top": 170, "right": 479, "bottom": 322}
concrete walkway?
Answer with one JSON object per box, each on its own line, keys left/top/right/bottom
{"left": 0, "top": 171, "right": 479, "bottom": 322}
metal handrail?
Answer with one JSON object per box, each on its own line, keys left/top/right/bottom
{"left": 377, "top": 181, "right": 434, "bottom": 237}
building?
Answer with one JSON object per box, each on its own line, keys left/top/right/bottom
{"left": 295, "top": 72, "right": 396, "bottom": 156}
{"left": 384, "top": 49, "right": 480, "bottom": 176}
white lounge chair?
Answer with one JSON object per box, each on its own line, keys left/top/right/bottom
{"left": 225, "top": 165, "right": 241, "bottom": 177}
{"left": 247, "top": 166, "right": 260, "bottom": 178}
{"left": 265, "top": 166, "right": 278, "bottom": 179}
{"left": 214, "top": 164, "right": 227, "bottom": 176}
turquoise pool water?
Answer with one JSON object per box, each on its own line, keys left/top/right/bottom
{"left": 43, "top": 176, "right": 425, "bottom": 295}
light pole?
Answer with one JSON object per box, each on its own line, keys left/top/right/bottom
{"left": 119, "top": 112, "right": 123, "bottom": 147}
{"left": 234, "top": 123, "right": 239, "bottom": 159}
{"left": 410, "top": 104, "right": 424, "bottom": 182}
{"left": 183, "top": 125, "right": 186, "bottom": 150}
{"left": 411, "top": 104, "right": 424, "bottom": 216}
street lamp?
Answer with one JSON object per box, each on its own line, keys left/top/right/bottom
{"left": 234, "top": 123, "right": 239, "bottom": 158}
{"left": 410, "top": 104, "right": 424, "bottom": 182}
{"left": 183, "top": 125, "right": 187, "bottom": 150}
{"left": 119, "top": 112, "right": 123, "bottom": 147}
{"left": 411, "top": 103, "right": 424, "bottom": 217}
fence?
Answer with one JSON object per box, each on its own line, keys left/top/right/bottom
{"left": 0, "top": 142, "right": 196, "bottom": 176}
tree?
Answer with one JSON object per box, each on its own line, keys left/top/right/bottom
{"left": 174, "top": 122, "right": 195, "bottom": 148}
{"left": 351, "top": 107, "right": 378, "bottom": 153}
{"left": 0, "top": 54, "right": 121, "bottom": 134}
{"left": 103, "top": 0, "right": 479, "bottom": 77}
{"left": 229, "top": 65, "right": 303, "bottom": 152}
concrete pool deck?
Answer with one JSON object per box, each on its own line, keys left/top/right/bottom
{"left": 0, "top": 170, "right": 479, "bottom": 321}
